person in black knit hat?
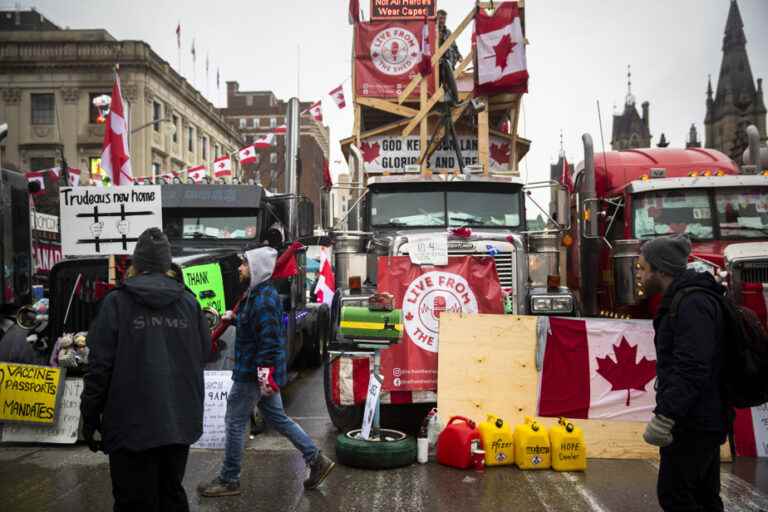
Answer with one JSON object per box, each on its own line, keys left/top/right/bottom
{"left": 81, "top": 227, "right": 211, "bottom": 511}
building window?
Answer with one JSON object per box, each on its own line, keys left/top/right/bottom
{"left": 214, "top": 143, "right": 220, "bottom": 159}
{"left": 270, "top": 152, "right": 277, "bottom": 164}
{"left": 152, "top": 162, "right": 161, "bottom": 175}
{"left": 239, "top": 118, "right": 246, "bottom": 129}
{"left": 30, "top": 157, "right": 55, "bottom": 171}
{"left": 270, "top": 117, "right": 277, "bottom": 128}
{"left": 246, "top": 95, "right": 253, "bottom": 106}
{"left": 246, "top": 135, "right": 253, "bottom": 144}
{"left": 89, "top": 92, "right": 109, "bottom": 123}
{"left": 252, "top": 118, "right": 258, "bottom": 128}
{"left": 153, "top": 101, "right": 162, "bottom": 131}
{"left": 172, "top": 115, "right": 179, "bottom": 143}
{"left": 188, "top": 126, "right": 194, "bottom": 152}
{"left": 31, "top": 93, "right": 55, "bottom": 125}
{"left": 89, "top": 157, "right": 102, "bottom": 179}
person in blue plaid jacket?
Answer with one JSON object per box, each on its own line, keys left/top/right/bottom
{"left": 198, "top": 247, "right": 335, "bottom": 497}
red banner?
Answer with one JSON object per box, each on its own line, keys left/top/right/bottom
{"left": 355, "top": 20, "right": 435, "bottom": 98}
{"left": 378, "top": 256, "right": 504, "bottom": 391}
{"left": 33, "top": 241, "right": 62, "bottom": 273}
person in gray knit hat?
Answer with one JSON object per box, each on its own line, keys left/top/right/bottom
{"left": 132, "top": 227, "right": 172, "bottom": 274}
{"left": 637, "top": 234, "right": 731, "bottom": 511}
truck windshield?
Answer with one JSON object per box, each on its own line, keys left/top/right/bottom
{"left": 715, "top": 188, "right": 768, "bottom": 239}
{"left": 634, "top": 190, "right": 714, "bottom": 240}
{"left": 165, "top": 215, "right": 259, "bottom": 240}
{"left": 370, "top": 189, "right": 521, "bottom": 228}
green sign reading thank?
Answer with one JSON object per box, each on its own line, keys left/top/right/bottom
{"left": 183, "top": 263, "right": 226, "bottom": 314}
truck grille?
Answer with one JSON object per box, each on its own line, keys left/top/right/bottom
{"left": 740, "top": 261, "right": 768, "bottom": 284}
{"left": 448, "top": 250, "right": 515, "bottom": 290}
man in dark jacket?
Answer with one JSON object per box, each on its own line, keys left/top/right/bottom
{"left": 197, "top": 246, "right": 335, "bottom": 497}
{"left": 81, "top": 227, "right": 211, "bottom": 512}
{"left": 637, "top": 234, "right": 730, "bottom": 512}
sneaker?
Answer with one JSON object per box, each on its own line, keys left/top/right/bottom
{"left": 304, "top": 452, "right": 336, "bottom": 490}
{"left": 197, "top": 476, "right": 241, "bottom": 497}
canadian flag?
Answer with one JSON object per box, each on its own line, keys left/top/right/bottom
{"left": 559, "top": 157, "right": 574, "bottom": 194}
{"left": 186, "top": 165, "right": 207, "bottom": 183}
{"left": 329, "top": 85, "right": 346, "bottom": 109}
{"left": 238, "top": 145, "right": 258, "bottom": 165}
{"left": 418, "top": 19, "right": 432, "bottom": 76}
{"left": 274, "top": 125, "right": 288, "bottom": 135}
{"left": 67, "top": 168, "right": 81, "bottom": 187}
{"left": 474, "top": 2, "right": 529, "bottom": 95}
{"left": 26, "top": 171, "right": 47, "bottom": 195}
{"left": 306, "top": 101, "right": 323, "bottom": 123}
{"left": 100, "top": 73, "right": 133, "bottom": 185}
{"left": 213, "top": 156, "right": 232, "bottom": 178}
{"left": 253, "top": 133, "right": 276, "bottom": 149}
{"left": 273, "top": 241, "right": 304, "bottom": 280}
{"left": 314, "top": 246, "right": 335, "bottom": 305}
{"left": 538, "top": 317, "right": 657, "bottom": 421}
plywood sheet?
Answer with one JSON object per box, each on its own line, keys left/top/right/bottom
{"left": 436, "top": 313, "right": 731, "bottom": 460}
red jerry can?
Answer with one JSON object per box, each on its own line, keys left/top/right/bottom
{"left": 437, "top": 416, "right": 481, "bottom": 469}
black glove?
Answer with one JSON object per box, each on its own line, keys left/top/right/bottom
{"left": 82, "top": 423, "right": 102, "bottom": 453}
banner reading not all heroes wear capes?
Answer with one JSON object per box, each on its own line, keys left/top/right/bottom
{"left": 378, "top": 256, "right": 504, "bottom": 392}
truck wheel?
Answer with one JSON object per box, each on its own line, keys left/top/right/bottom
{"left": 335, "top": 429, "right": 416, "bottom": 469}
{"left": 305, "top": 305, "right": 329, "bottom": 368}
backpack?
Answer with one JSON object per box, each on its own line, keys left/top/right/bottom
{"left": 671, "top": 286, "right": 768, "bottom": 409}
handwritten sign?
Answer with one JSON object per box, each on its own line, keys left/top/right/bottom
{"left": 361, "top": 375, "right": 383, "bottom": 440}
{"left": 370, "top": 0, "right": 436, "bottom": 20}
{"left": 192, "top": 371, "right": 233, "bottom": 449}
{"left": 183, "top": 263, "right": 227, "bottom": 314}
{"left": 752, "top": 403, "right": 768, "bottom": 458}
{"left": 408, "top": 233, "right": 448, "bottom": 266}
{"left": 2, "top": 378, "right": 83, "bottom": 443}
{"left": 0, "top": 363, "right": 64, "bottom": 425}
{"left": 59, "top": 186, "right": 163, "bottom": 257}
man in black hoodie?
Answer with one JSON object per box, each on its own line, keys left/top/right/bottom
{"left": 637, "top": 234, "right": 730, "bottom": 512}
{"left": 81, "top": 228, "right": 211, "bottom": 511}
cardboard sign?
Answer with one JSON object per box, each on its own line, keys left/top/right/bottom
{"left": 59, "top": 186, "right": 162, "bottom": 257}
{"left": 370, "top": 0, "right": 436, "bottom": 20}
{"left": 192, "top": 371, "right": 233, "bottom": 449}
{"left": 359, "top": 135, "right": 511, "bottom": 172}
{"left": 408, "top": 233, "right": 448, "bottom": 266}
{"left": 2, "top": 378, "right": 83, "bottom": 443}
{"left": 30, "top": 211, "right": 59, "bottom": 234}
{"left": 182, "top": 263, "right": 227, "bottom": 314}
{"left": 0, "top": 363, "right": 65, "bottom": 425}
{"left": 361, "top": 375, "right": 383, "bottom": 440}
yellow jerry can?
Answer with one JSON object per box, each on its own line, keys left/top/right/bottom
{"left": 478, "top": 414, "right": 515, "bottom": 466}
{"left": 514, "top": 416, "right": 551, "bottom": 470}
{"left": 550, "top": 417, "right": 587, "bottom": 471}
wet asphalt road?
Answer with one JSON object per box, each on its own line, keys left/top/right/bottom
{"left": 1, "top": 367, "right": 767, "bottom": 512}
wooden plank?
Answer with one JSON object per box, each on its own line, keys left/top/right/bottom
{"left": 356, "top": 97, "right": 419, "bottom": 118}
{"left": 477, "top": 99, "right": 490, "bottom": 175}
{"left": 353, "top": 103, "right": 361, "bottom": 147}
{"left": 402, "top": 87, "right": 444, "bottom": 137}
{"left": 489, "top": 128, "right": 516, "bottom": 141}
{"left": 509, "top": 97, "right": 521, "bottom": 173}
{"left": 437, "top": 314, "right": 732, "bottom": 460}
{"left": 420, "top": 79, "right": 428, "bottom": 175}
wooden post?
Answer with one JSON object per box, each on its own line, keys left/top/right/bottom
{"left": 478, "top": 97, "right": 489, "bottom": 175}
{"left": 509, "top": 96, "right": 521, "bottom": 175}
{"left": 420, "top": 79, "right": 428, "bottom": 175}
{"left": 354, "top": 103, "right": 361, "bottom": 147}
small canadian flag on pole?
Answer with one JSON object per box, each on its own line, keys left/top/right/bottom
{"left": 418, "top": 18, "right": 432, "bottom": 76}
{"left": 329, "top": 85, "right": 346, "bottom": 109}
{"left": 213, "top": 156, "right": 232, "bottom": 178}
{"left": 67, "top": 168, "right": 81, "bottom": 187}
{"left": 314, "top": 246, "right": 335, "bottom": 305}
{"left": 26, "top": 171, "right": 47, "bottom": 195}
{"left": 306, "top": 101, "right": 323, "bottom": 123}
{"left": 253, "top": 133, "right": 276, "bottom": 149}
{"left": 100, "top": 71, "right": 133, "bottom": 185}
{"left": 186, "top": 165, "right": 207, "bottom": 183}
{"left": 274, "top": 125, "right": 288, "bottom": 135}
{"left": 238, "top": 145, "right": 258, "bottom": 165}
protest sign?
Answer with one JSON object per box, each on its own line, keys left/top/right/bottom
{"left": 2, "top": 378, "right": 82, "bottom": 443}
{"left": 59, "top": 186, "right": 162, "bottom": 257}
{"left": 182, "top": 263, "right": 226, "bottom": 314}
{"left": 0, "top": 363, "right": 64, "bottom": 425}
{"left": 361, "top": 375, "right": 383, "bottom": 440}
{"left": 192, "top": 371, "right": 233, "bottom": 449}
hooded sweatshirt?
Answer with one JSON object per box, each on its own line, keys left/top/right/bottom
{"left": 81, "top": 273, "right": 211, "bottom": 453}
{"left": 233, "top": 247, "right": 287, "bottom": 385}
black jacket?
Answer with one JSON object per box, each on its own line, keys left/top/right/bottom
{"left": 80, "top": 273, "right": 211, "bottom": 453}
{"left": 653, "top": 270, "right": 730, "bottom": 436}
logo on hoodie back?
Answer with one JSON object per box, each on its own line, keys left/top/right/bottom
{"left": 133, "top": 315, "right": 189, "bottom": 330}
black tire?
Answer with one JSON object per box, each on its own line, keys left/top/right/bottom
{"left": 335, "top": 429, "right": 416, "bottom": 469}
{"left": 299, "top": 305, "right": 328, "bottom": 369}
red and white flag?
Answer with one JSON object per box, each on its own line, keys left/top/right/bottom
{"left": 238, "top": 144, "right": 258, "bottom": 165}
{"left": 314, "top": 246, "right": 335, "bottom": 305}
{"left": 100, "top": 73, "right": 133, "bottom": 185}
{"left": 348, "top": 0, "right": 360, "bottom": 24}
{"left": 559, "top": 157, "right": 574, "bottom": 194}
{"left": 213, "top": 156, "right": 232, "bottom": 178}
{"left": 538, "top": 317, "right": 657, "bottom": 421}
{"left": 329, "top": 85, "right": 346, "bottom": 109}
{"left": 26, "top": 171, "right": 47, "bottom": 195}
{"left": 418, "top": 19, "right": 433, "bottom": 76}
{"left": 67, "top": 168, "right": 81, "bottom": 187}
{"left": 306, "top": 101, "right": 323, "bottom": 123}
{"left": 274, "top": 125, "right": 288, "bottom": 135}
{"left": 474, "top": 2, "right": 529, "bottom": 95}
{"left": 253, "top": 133, "right": 276, "bottom": 149}
{"left": 322, "top": 159, "right": 333, "bottom": 189}
{"left": 186, "top": 165, "right": 207, "bottom": 183}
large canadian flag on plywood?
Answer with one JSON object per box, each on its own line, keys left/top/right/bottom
{"left": 474, "top": 2, "right": 528, "bottom": 95}
{"left": 100, "top": 73, "right": 133, "bottom": 185}
{"left": 537, "top": 317, "right": 657, "bottom": 421}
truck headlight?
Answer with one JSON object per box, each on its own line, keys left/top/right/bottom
{"left": 530, "top": 294, "right": 573, "bottom": 313}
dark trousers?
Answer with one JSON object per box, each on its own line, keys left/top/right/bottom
{"left": 657, "top": 432, "right": 723, "bottom": 512}
{"left": 108, "top": 444, "right": 190, "bottom": 512}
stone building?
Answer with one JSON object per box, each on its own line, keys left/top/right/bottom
{"left": 220, "top": 82, "right": 330, "bottom": 219}
{"left": 611, "top": 68, "right": 651, "bottom": 151}
{"left": 704, "top": 0, "right": 766, "bottom": 163}
{"left": 0, "top": 9, "right": 242, "bottom": 183}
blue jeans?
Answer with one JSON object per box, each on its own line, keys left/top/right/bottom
{"left": 219, "top": 380, "right": 319, "bottom": 483}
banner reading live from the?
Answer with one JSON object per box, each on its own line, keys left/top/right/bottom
{"left": 378, "top": 256, "right": 504, "bottom": 392}
{"left": 355, "top": 20, "right": 436, "bottom": 98}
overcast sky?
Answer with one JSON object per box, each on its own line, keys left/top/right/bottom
{"left": 19, "top": 0, "right": 768, "bottom": 183}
